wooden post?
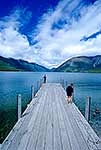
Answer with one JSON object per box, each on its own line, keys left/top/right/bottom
{"left": 17, "top": 94, "right": 22, "bottom": 120}
{"left": 37, "top": 81, "right": 39, "bottom": 91}
{"left": 31, "top": 85, "right": 34, "bottom": 99}
{"left": 39, "top": 80, "right": 41, "bottom": 88}
{"left": 65, "top": 81, "right": 68, "bottom": 88}
{"left": 62, "top": 79, "right": 64, "bottom": 88}
{"left": 66, "top": 81, "right": 68, "bottom": 85}
{"left": 37, "top": 80, "right": 42, "bottom": 91}
{"left": 85, "top": 96, "right": 91, "bottom": 122}
{"left": 40, "top": 79, "right": 42, "bottom": 87}
{"left": 60, "top": 79, "right": 62, "bottom": 85}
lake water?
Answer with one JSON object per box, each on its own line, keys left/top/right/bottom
{"left": 0, "top": 72, "right": 101, "bottom": 143}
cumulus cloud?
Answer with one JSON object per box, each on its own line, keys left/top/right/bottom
{"left": 31, "top": 0, "right": 101, "bottom": 68}
{"left": 0, "top": 27, "right": 29, "bottom": 56}
{"left": 0, "top": 0, "right": 101, "bottom": 68}
{"left": 0, "top": 8, "right": 31, "bottom": 59}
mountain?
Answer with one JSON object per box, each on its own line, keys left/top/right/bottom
{"left": 1, "top": 55, "right": 101, "bottom": 72}
{"left": 54, "top": 55, "right": 101, "bottom": 72}
{"left": 0, "top": 56, "right": 49, "bottom": 72}
{"left": 50, "top": 68, "right": 56, "bottom": 72}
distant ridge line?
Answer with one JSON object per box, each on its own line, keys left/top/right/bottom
{"left": 0, "top": 55, "right": 101, "bottom": 72}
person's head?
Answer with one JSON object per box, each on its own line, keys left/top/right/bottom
{"left": 70, "top": 83, "right": 73, "bottom": 87}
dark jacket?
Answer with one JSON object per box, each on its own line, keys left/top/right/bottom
{"left": 66, "top": 86, "right": 73, "bottom": 96}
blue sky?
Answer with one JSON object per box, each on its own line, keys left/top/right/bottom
{"left": 0, "top": 0, "right": 101, "bottom": 68}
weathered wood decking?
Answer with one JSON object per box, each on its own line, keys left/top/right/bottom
{"left": 1, "top": 83, "right": 101, "bottom": 150}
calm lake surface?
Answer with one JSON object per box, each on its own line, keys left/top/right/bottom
{"left": 0, "top": 72, "right": 101, "bottom": 143}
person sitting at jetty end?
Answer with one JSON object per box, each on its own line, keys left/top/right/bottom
{"left": 43, "top": 74, "right": 47, "bottom": 83}
{"left": 66, "top": 83, "right": 74, "bottom": 103}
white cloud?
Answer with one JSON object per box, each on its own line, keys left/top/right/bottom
{"left": 0, "top": 0, "right": 101, "bottom": 68}
{"left": 0, "top": 8, "right": 31, "bottom": 59}
{"left": 0, "top": 27, "right": 29, "bottom": 57}
{"left": 30, "top": 0, "right": 101, "bottom": 68}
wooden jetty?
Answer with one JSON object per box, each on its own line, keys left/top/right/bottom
{"left": 0, "top": 83, "right": 101, "bottom": 150}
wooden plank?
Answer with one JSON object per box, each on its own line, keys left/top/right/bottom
{"left": 25, "top": 85, "right": 49, "bottom": 150}
{"left": 54, "top": 85, "right": 72, "bottom": 150}
{"left": 72, "top": 103, "right": 101, "bottom": 150}
{"left": 59, "top": 85, "right": 101, "bottom": 150}
{"left": 44, "top": 86, "right": 53, "bottom": 150}
{"left": 17, "top": 91, "right": 47, "bottom": 150}
{"left": 35, "top": 85, "right": 50, "bottom": 150}
{"left": 52, "top": 87, "right": 62, "bottom": 150}
{"left": 18, "top": 85, "right": 48, "bottom": 150}
{"left": 58, "top": 86, "right": 90, "bottom": 150}
{"left": 54, "top": 85, "right": 81, "bottom": 150}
